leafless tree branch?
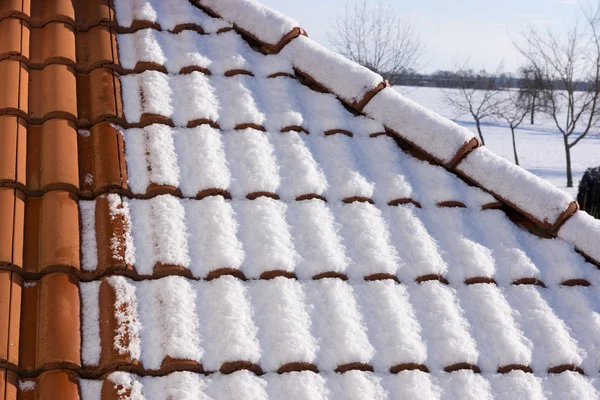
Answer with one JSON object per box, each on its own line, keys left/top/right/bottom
{"left": 329, "top": 0, "right": 426, "bottom": 85}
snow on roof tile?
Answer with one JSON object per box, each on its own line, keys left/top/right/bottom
{"left": 2, "top": 0, "right": 600, "bottom": 399}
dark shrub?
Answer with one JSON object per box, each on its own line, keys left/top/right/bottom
{"left": 577, "top": 167, "right": 600, "bottom": 219}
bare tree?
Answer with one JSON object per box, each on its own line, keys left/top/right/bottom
{"left": 493, "top": 91, "right": 530, "bottom": 165}
{"left": 441, "top": 67, "right": 505, "bottom": 145}
{"left": 517, "top": 5, "right": 600, "bottom": 187}
{"left": 329, "top": 0, "right": 426, "bottom": 85}
{"left": 518, "top": 64, "right": 550, "bottom": 125}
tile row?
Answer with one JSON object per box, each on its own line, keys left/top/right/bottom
{"left": 0, "top": 115, "right": 495, "bottom": 204}
{"left": 0, "top": 0, "right": 114, "bottom": 31}
{"left": 2, "top": 273, "right": 600, "bottom": 378}
{"left": 0, "top": 18, "right": 118, "bottom": 72}
{"left": 2, "top": 191, "right": 595, "bottom": 285}
{"left": 121, "top": 124, "right": 496, "bottom": 205}
{"left": 0, "top": 60, "right": 122, "bottom": 126}
{"left": 4, "top": 369, "right": 598, "bottom": 400}
{"left": 0, "top": 118, "right": 127, "bottom": 197}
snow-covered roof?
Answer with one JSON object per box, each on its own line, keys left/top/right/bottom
{"left": 2, "top": 0, "right": 600, "bottom": 399}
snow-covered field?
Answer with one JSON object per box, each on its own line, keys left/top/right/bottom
{"left": 396, "top": 86, "right": 600, "bottom": 197}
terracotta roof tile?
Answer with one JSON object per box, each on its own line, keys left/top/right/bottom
{"left": 22, "top": 191, "right": 80, "bottom": 274}
{"left": 0, "top": 18, "right": 27, "bottom": 60}
{"left": 18, "top": 371, "right": 79, "bottom": 400}
{"left": 76, "top": 68, "right": 122, "bottom": 125}
{"left": 19, "top": 273, "right": 80, "bottom": 372}
{"left": 0, "top": 368, "right": 18, "bottom": 400}
{"left": 0, "top": 188, "right": 25, "bottom": 269}
{"left": 29, "top": 22, "right": 76, "bottom": 66}
{"left": 0, "top": 116, "right": 26, "bottom": 190}
{"left": 0, "top": 271, "right": 21, "bottom": 368}
{"left": 0, "top": 60, "right": 28, "bottom": 116}
{"left": 28, "top": 65, "right": 77, "bottom": 122}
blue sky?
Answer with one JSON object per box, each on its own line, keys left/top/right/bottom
{"left": 260, "top": 0, "right": 583, "bottom": 74}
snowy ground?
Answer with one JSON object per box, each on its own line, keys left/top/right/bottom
{"left": 395, "top": 86, "right": 600, "bottom": 197}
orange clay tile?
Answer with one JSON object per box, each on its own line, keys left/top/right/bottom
{"left": 73, "top": 0, "right": 114, "bottom": 30}
{"left": 0, "top": 271, "right": 22, "bottom": 368}
{"left": 19, "top": 273, "right": 81, "bottom": 371}
{"left": 0, "top": 0, "right": 29, "bottom": 20}
{"left": 94, "top": 195, "right": 133, "bottom": 274}
{"left": 0, "top": 18, "right": 29, "bottom": 60}
{"left": 26, "top": 119, "right": 79, "bottom": 193}
{"left": 79, "top": 122, "right": 128, "bottom": 196}
{"left": 0, "top": 60, "right": 28, "bottom": 116}
{"left": 0, "top": 116, "right": 26, "bottom": 188}
{"left": 28, "top": 65, "right": 77, "bottom": 122}
{"left": 99, "top": 279, "right": 137, "bottom": 370}
{"left": 0, "top": 188, "right": 25, "bottom": 269}
{"left": 76, "top": 68, "right": 122, "bottom": 125}
{"left": 76, "top": 26, "right": 118, "bottom": 70}
{"left": 29, "top": 0, "right": 75, "bottom": 27}
{"left": 19, "top": 371, "right": 80, "bottom": 400}
{"left": 29, "top": 22, "right": 76, "bottom": 67}
{"left": 22, "top": 191, "right": 80, "bottom": 274}
{"left": 0, "top": 369, "right": 18, "bottom": 400}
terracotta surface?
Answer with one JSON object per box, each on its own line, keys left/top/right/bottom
{"left": 0, "top": 272, "right": 22, "bottom": 367}
{"left": 0, "top": 116, "right": 26, "bottom": 189}
{"left": 28, "top": 0, "right": 75, "bottom": 27}
{"left": 78, "top": 122, "right": 128, "bottom": 196}
{"left": 76, "top": 68, "right": 122, "bottom": 125}
{"left": 28, "top": 65, "right": 78, "bottom": 122}
{"left": 76, "top": 26, "right": 118, "bottom": 71}
{"left": 0, "top": 18, "right": 28, "bottom": 60}
{"left": 19, "top": 371, "right": 80, "bottom": 400}
{"left": 0, "top": 369, "right": 18, "bottom": 400}
{"left": 29, "top": 22, "right": 76, "bottom": 67}
{"left": 19, "top": 273, "right": 81, "bottom": 371}
{"left": 0, "top": 188, "right": 25, "bottom": 269}
{"left": 27, "top": 119, "right": 79, "bottom": 192}
{"left": 0, "top": 60, "right": 28, "bottom": 116}
{"left": 23, "top": 191, "right": 80, "bottom": 274}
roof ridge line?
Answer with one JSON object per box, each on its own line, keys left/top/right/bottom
{"left": 189, "top": 0, "right": 599, "bottom": 266}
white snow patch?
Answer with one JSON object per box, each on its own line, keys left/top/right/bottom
{"left": 333, "top": 202, "right": 399, "bottom": 279}
{"left": 382, "top": 205, "right": 448, "bottom": 281}
{"left": 286, "top": 199, "right": 348, "bottom": 279}
{"left": 18, "top": 381, "right": 35, "bottom": 391}
{"left": 503, "top": 285, "right": 584, "bottom": 373}
{"left": 195, "top": 277, "right": 261, "bottom": 371}
{"left": 304, "top": 279, "right": 375, "bottom": 370}
{"left": 457, "top": 147, "right": 574, "bottom": 226}
{"left": 364, "top": 87, "right": 476, "bottom": 163}
{"left": 233, "top": 198, "right": 297, "bottom": 278}
{"left": 80, "top": 281, "right": 101, "bottom": 366}
{"left": 354, "top": 281, "right": 427, "bottom": 370}
{"left": 325, "top": 371, "right": 386, "bottom": 400}
{"left": 79, "top": 201, "right": 98, "bottom": 272}
{"left": 558, "top": 210, "right": 600, "bottom": 265}
{"left": 247, "top": 278, "right": 318, "bottom": 371}
{"left": 284, "top": 36, "right": 383, "bottom": 106}
{"left": 113, "top": 0, "right": 230, "bottom": 32}
{"left": 222, "top": 129, "right": 280, "bottom": 198}
{"left": 406, "top": 281, "right": 479, "bottom": 370}
{"left": 136, "top": 277, "right": 203, "bottom": 369}
{"left": 197, "top": 0, "right": 298, "bottom": 46}
{"left": 183, "top": 196, "right": 244, "bottom": 278}
{"left": 128, "top": 195, "right": 190, "bottom": 274}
